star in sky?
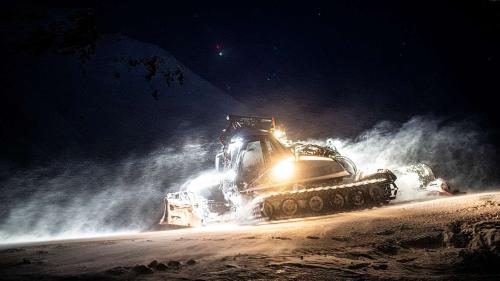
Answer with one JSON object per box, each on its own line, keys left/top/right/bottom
{"left": 216, "top": 43, "right": 224, "bottom": 57}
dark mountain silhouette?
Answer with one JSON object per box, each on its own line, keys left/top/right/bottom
{"left": 0, "top": 9, "right": 247, "bottom": 174}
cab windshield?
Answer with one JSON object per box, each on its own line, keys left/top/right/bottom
{"left": 237, "top": 135, "right": 291, "bottom": 185}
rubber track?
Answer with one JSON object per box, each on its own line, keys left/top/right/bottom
{"left": 253, "top": 177, "right": 396, "bottom": 220}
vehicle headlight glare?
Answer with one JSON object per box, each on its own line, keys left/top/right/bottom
{"left": 272, "top": 158, "right": 294, "bottom": 180}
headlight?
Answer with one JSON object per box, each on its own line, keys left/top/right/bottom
{"left": 273, "top": 129, "right": 285, "bottom": 139}
{"left": 271, "top": 157, "right": 294, "bottom": 181}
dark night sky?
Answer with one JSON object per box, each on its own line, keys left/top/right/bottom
{"left": 1, "top": 0, "right": 500, "bottom": 168}
{"left": 99, "top": 1, "right": 499, "bottom": 126}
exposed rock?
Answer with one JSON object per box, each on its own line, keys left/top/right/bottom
{"left": 186, "top": 259, "right": 196, "bottom": 265}
{"left": 132, "top": 265, "right": 153, "bottom": 274}
{"left": 167, "top": 260, "right": 181, "bottom": 268}
{"left": 105, "top": 266, "right": 128, "bottom": 275}
{"left": 156, "top": 263, "right": 168, "bottom": 271}
{"left": 147, "top": 260, "right": 158, "bottom": 268}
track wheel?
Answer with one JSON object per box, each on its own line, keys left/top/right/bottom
{"left": 309, "top": 195, "right": 324, "bottom": 212}
{"left": 262, "top": 202, "right": 274, "bottom": 218}
{"left": 281, "top": 199, "right": 298, "bottom": 216}
{"left": 331, "top": 193, "right": 345, "bottom": 210}
{"left": 350, "top": 190, "right": 365, "bottom": 207}
{"left": 368, "top": 185, "right": 384, "bottom": 202}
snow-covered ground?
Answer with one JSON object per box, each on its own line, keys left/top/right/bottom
{"left": 1, "top": 192, "right": 499, "bottom": 280}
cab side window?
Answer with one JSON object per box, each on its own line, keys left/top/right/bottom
{"left": 264, "top": 137, "right": 289, "bottom": 163}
